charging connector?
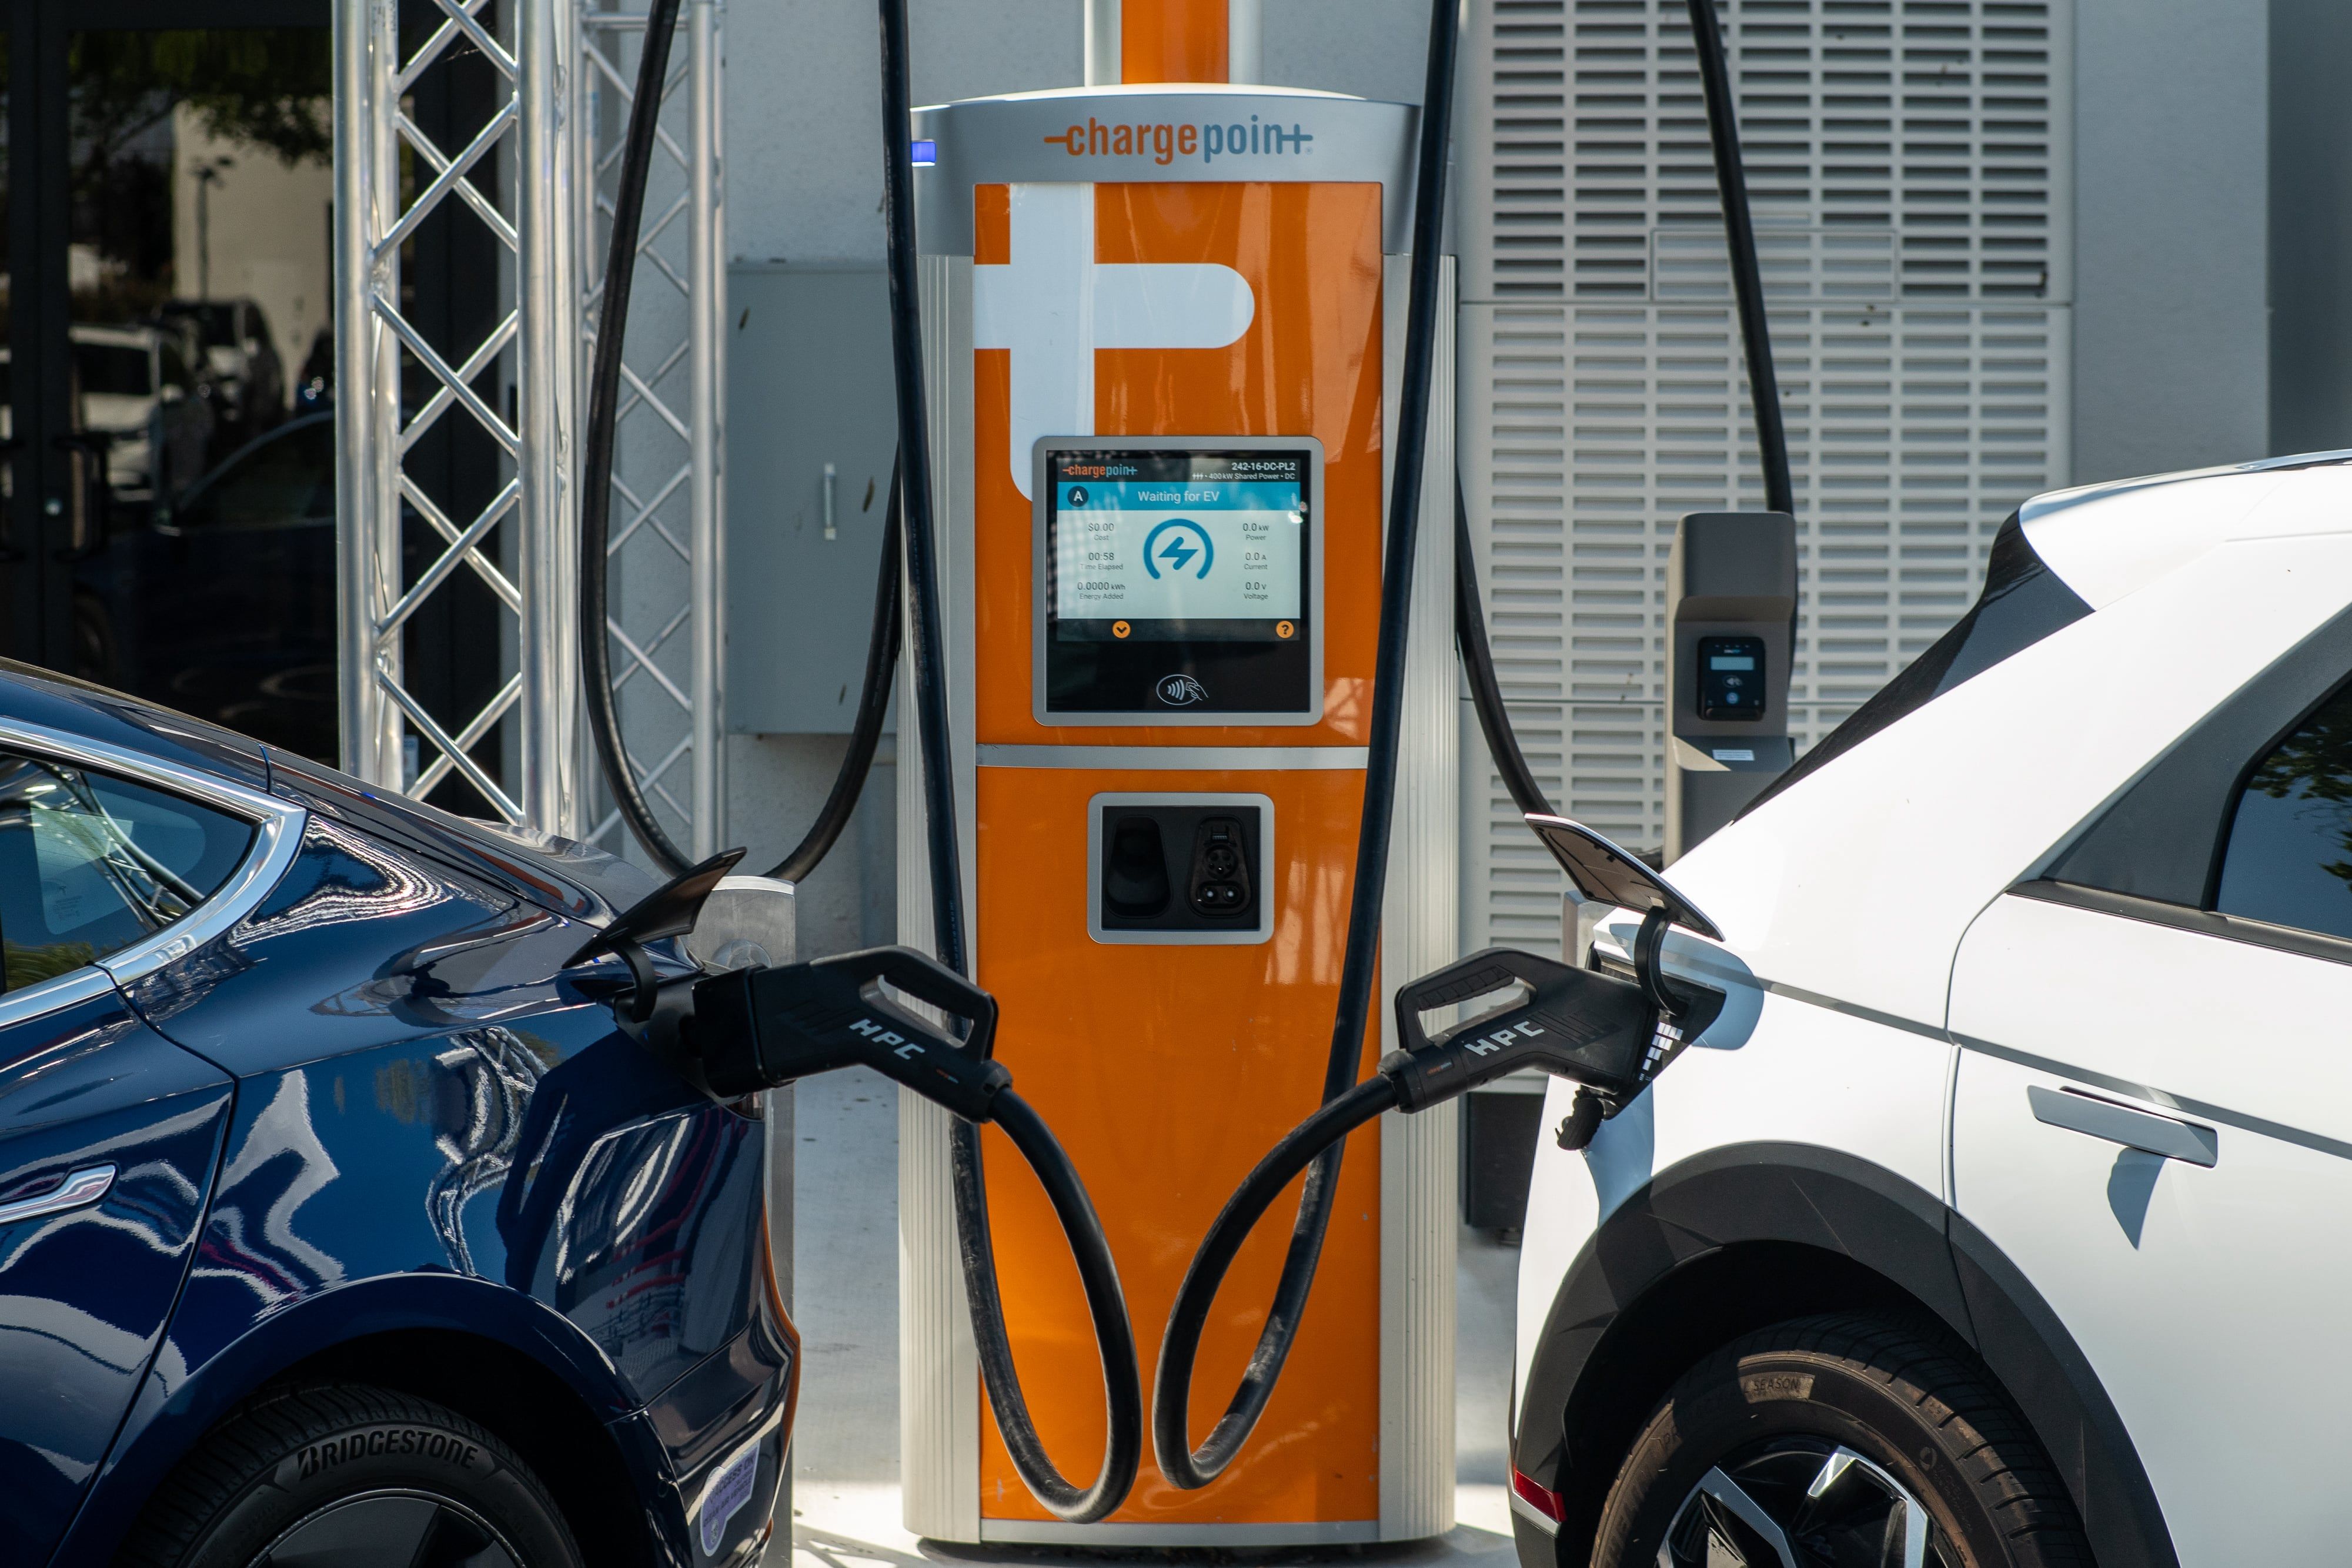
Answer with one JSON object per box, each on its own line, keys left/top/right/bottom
{"left": 694, "top": 945, "right": 1008, "bottom": 1119}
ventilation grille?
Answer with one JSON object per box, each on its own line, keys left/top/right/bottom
{"left": 1458, "top": 0, "right": 2073, "bottom": 952}
{"left": 1462, "top": 0, "right": 2065, "bottom": 304}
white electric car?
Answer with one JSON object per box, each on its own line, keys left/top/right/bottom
{"left": 1506, "top": 454, "right": 2352, "bottom": 1568}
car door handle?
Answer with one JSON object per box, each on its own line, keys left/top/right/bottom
{"left": 0, "top": 1163, "right": 117, "bottom": 1225}
{"left": 2027, "top": 1086, "right": 2218, "bottom": 1167}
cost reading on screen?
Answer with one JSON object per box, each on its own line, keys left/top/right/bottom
{"left": 1048, "top": 450, "right": 1309, "bottom": 643}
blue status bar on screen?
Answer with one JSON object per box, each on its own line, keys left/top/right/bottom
{"left": 1060, "top": 479, "right": 1299, "bottom": 512}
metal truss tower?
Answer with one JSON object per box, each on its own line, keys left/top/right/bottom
{"left": 333, "top": 0, "right": 725, "bottom": 853}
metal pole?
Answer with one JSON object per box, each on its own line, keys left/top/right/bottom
{"left": 687, "top": 0, "right": 722, "bottom": 858}
{"left": 335, "top": 0, "right": 402, "bottom": 785}
{"left": 519, "top": 0, "right": 584, "bottom": 835}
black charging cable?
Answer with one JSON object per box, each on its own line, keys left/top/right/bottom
{"left": 582, "top": 0, "right": 690, "bottom": 875}
{"left": 875, "top": 0, "right": 1143, "bottom": 1524}
{"left": 769, "top": 458, "right": 901, "bottom": 883}
{"left": 1683, "top": 0, "right": 1792, "bottom": 516}
{"left": 583, "top": 0, "right": 901, "bottom": 887}
{"left": 1148, "top": 0, "right": 1461, "bottom": 1491}
{"left": 1454, "top": 472, "right": 1553, "bottom": 818}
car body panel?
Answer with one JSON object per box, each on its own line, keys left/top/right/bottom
{"left": 0, "top": 987, "right": 233, "bottom": 1565}
{"left": 1511, "top": 969, "right": 1952, "bottom": 1420}
{"left": 1952, "top": 892, "right": 2352, "bottom": 1564}
{"left": 265, "top": 746, "right": 647, "bottom": 927}
{"left": 1666, "top": 530, "right": 2352, "bottom": 1034}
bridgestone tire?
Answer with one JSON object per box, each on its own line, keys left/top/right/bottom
{"left": 1592, "top": 1313, "right": 2093, "bottom": 1568}
{"left": 118, "top": 1383, "right": 585, "bottom": 1568}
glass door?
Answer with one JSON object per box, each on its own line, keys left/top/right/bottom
{"left": 6, "top": 1, "right": 334, "bottom": 758}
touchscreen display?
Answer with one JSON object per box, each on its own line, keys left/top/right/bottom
{"left": 1047, "top": 449, "right": 1309, "bottom": 643}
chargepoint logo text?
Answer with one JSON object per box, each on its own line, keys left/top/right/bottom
{"left": 1044, "top": 114, "right": 1314, "bottom": 167}
{"left": 849, "top": 1017, "right": 924, "bottom": 1060}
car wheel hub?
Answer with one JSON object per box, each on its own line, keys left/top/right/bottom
{"left": 1661, "top": 1439, "right": 1956, "bottom": 1568}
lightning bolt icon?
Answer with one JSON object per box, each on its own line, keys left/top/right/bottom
{"left": 1160, "top": 537, "right": 1198, "bottom": 573}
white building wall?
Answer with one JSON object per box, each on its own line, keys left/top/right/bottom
{"left": 2072, "top": 0, "right": 2268, "bottom": 483}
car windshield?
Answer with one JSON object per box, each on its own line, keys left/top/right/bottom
{"left": 78, "top": 343, "right": 151, "bottom": 397}
{"left": 172, "top": 303, "right": 240, "bottom": 347}
{"left": 174, "top": 418, "right": 334, "bottom": 528}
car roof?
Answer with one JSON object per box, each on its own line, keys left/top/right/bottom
{"left": 0, "top": 659, "right": 270, "bottom": 790}
{"left": 2020, "top": 451, "right": 2352, "bottom": 610}
{"left": 0, "top": 661, "right": 646, "bottom": 927}
{"left": 70, "top": 323, "right": 158, "bottom": 349}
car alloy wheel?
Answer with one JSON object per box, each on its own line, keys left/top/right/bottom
{"left": 1589, "top": 1315, "right": 2091, "bottom": 1568}
{"left": 248, "top": 1489, "right": 523, "bottom": 1568}
{"left": 1662, "top": 1437, "right": 1959, "bottom": 1568}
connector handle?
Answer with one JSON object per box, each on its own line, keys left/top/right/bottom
{"left": 693, "top": 944, "right": 1008, "bottom": 1119}
{"left": 1391, "top": 947, "right": 1581, "bottom": 1052}
{"left": 838, "top": 945, "right": 1000, "bottom": 1059}
{"left": 1381, "top": 945, "right": 1658, "bottom": 1113}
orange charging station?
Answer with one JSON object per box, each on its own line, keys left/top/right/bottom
{"left": 894, "top": 1, "right": 1459, "bottom": 1546}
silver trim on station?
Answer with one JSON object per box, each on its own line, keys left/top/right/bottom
{"left": 0, "top": 1164, "right": 116, "bottom": 1225}
{"left": 910, "top": 87, "right": 1421, "bottom": 255}
{"left": 1087, "top": 791, "right": 1274, "bottom": 946}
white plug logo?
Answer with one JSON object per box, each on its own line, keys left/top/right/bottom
{"left": 850, "top": 1016, "right": 926, "bottom": 1059}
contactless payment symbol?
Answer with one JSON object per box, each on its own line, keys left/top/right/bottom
{"left": 1156, "top": 674, "right": 1208, "bottom": 706}
{"left": 1142, "top": 518, "right": 1214, "bottom": 580}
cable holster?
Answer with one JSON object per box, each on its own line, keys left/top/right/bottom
{"left": 694, "top": 944, "right": 1008, "bottom": 1121}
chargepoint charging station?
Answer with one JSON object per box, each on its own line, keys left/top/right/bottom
{"left": 893, "top": 10, "right": 1458, "bottom": 1547}
{"left": 1662, "top": 511, "right": 1798, "bottom": 864}
{"left": 564, "top": 0, "right": 1795, "bottom": 1549}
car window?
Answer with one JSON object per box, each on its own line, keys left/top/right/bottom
{"left": 0, "top": 754, "right": 255, "bottom": 991}
{"left": 2214, "top": 681, "right": 2352, "bottom": 940}
{"left": 172, "top": 418, "right": 334, "bottom": 529}
{"left": 77, "top": 343, "right": 152, "bottom": 398}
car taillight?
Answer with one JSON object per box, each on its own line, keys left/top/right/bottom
{"left": 1511, "top": 1468, "right": 1564, "bottom": 1523}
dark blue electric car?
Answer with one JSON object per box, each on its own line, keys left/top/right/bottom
{"left": 0, "top": 661, "right": 794, "bottom": 1567}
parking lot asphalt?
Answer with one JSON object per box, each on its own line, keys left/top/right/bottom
{"left": 783, "top": 1066, "right": 1521, "bottom": 1568}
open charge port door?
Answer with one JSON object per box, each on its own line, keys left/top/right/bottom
{"left": 1088, "top": 794, "right": 1272, "bottom": 944}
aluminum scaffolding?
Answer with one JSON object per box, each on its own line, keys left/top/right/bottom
{"left": 333, "top": 0, "right": 724, "bottom": 852}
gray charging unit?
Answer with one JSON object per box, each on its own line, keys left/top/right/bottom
{"left": 1663, "top": 511, "right": 1798, "bottom": 863}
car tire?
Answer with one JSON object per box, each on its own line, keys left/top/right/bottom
{"left": 118, "top": 1383, "right": 584, "bottom": 1568}
{"left": 1592, "top": 1313, "right": 2092, "bottom": 1567}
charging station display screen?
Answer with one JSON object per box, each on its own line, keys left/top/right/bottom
{"left": 1046, "top": 452, "right": 1309, "bottom": 642}
{"left": 1038, "top": 444, "right": 1320, "bottom": 720}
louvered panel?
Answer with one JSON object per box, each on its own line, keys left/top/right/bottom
{"left": 1461, "top": 0, "right": 2072, "bottom": 954}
